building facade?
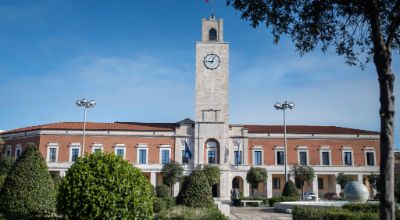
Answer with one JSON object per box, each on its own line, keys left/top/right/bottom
{"left": 0, "top": 16, "right": 380, "bottom": 200}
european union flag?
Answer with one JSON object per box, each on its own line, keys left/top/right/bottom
{"left": 183, "top": 139, "right": 192, "bottom": 159}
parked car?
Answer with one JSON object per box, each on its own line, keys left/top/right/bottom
{"left": 303, "top": 192, "right": 316, "bottom": 200}
{"left": 323, "top": 192, "right": 339, "bottom": 200}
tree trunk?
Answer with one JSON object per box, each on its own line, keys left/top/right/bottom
{"left": 367, "top": 1, "right": 396, "bottom": 219}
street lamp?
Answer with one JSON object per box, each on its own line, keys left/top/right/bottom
{"left": 274, "top": 101, "right": 295, "bottom": 183}
{"left": 76, "top": 98, "right": 96, "bottom": 156}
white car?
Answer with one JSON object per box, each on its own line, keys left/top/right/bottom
{"left": 303, "top": 192, "right": 316, "bottom": 200}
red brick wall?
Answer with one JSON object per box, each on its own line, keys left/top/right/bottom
{"left": 2, "top": 136, "right": 40, "bottom": 156}
{"left": 248, "top": 139, "right": 380, "bottom": 166}
{"left": 4, "top": 134, "right": 175, "bottom": 164}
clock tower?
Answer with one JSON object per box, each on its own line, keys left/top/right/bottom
{"left": 194, "top": 16, "right": 229, "bottom": 171}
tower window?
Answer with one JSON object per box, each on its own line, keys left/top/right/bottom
{"left": 209, "top": 28, "right": 217, "bottom": 41}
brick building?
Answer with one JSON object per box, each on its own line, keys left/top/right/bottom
{"left": 0, "top": 16, "right": 380, "bottom": 200}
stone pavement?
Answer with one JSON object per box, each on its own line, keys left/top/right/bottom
{"left": 230, "top": 207, "right": 292, "bottom": 220}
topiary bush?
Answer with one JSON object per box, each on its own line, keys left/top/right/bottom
{"left": 156, "top": 184, "right": 170, "bottom": 198}
{"left": 176, "top": 170, "right": 214, "bottom": 208}
{"left": 57, "top": 152, "right": 154, "bottom": 219}
{"left": 282, "top": 180, "right": 300, "bottom": 198}
{"left": 342, "top": 203, "right": 379, "bottom": 213}
{"left": 0, "top": 144, "right": 56, "bottom": 218}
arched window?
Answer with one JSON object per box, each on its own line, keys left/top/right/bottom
{"left": 209, "top": 28, "right": 217, "bottom": 41}
{"left": 206, "top": 139, "right": 219, "bottom": 164}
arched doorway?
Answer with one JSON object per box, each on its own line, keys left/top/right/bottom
{"left": 232, "top": 176, "right": 244, "bottom": 194}
{"left": 205, "top": 139, "right": 220, "bottom": 164}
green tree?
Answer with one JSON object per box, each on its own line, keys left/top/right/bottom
{"left": 202, "top": 165, "right": 221, "bottom": 186}
{"left": 0, "top": 144, "right": 56, "bottom": 218}
{"left": 0, "top": 156, "right": 15, "bottom": 189}
{"left": 162, "top": 162, "right": 183, "bottom": 196}
{"left": 0, "top": 156, "right": 16, "bottom": 176}
{"left": 291, "top": 165, "right": 314, "bottom": 199}
{"left": 227, "top": 1, "right": 399, "bottom": 218}
{"left": 282, "top": 179, "right": 300, "bottom": 198}
{"left": 336, "top": 172, "right": 352, "bottom": 190}
{"left": 246, "top": 167, "right": 267, "bottom": 195}
{"left": 176, "top": 170, "right": 214, "bottom": 208}
{"left": 57, "top": 152, "right": 154, "bottom": 219}
{"left": 368, "top": 173, "right": 381, "bottom": 193}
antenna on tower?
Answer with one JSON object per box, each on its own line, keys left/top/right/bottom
{"left": 205, "top": 0, "right": 215, "bottom": 18}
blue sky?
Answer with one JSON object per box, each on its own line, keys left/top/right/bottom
{"left": 0, "top": 1, "right": 399, "bottom": 148}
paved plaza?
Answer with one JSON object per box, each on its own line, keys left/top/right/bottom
{"left": 230, "top": 207, "right": 292, "bottom": 220}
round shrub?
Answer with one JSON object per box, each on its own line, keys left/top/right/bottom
{"left": 176, "top": 170, "right": 214, "bottom": 208}
{"left": 57, "top": 152, "right": 154, "bottom": 219}
{"left": 0, "top": 145, "right": 56, "bottom": 217}
{"left": 156, "top": 184, "right": 170, "bottom": 198}
{"left": 202, "top": 165, "right": 220, "bottom": 186}
{"left": 282, "top": 180, "right": 299, "bottom": 198}
{"left": 153, "top": 198, "right": 166, "bottom": 213}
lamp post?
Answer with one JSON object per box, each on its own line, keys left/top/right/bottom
{"left": 76, "top": 98, "right": 96, "bottom": 156}
{"left": 274, "top": 101, "right": 295, "bottom": 183}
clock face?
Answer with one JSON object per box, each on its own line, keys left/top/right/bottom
{"left": 203, "top": 54, "right": 221, "bottom": 70}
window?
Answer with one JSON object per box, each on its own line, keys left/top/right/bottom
{"left": 182, "top": 149, "right": 189, "bottom": 164}
{"left": 206, "top": 140, "right": 218, "bottom": 164}
{"left": 234, "top": 150, "right": 242, "bottom": 165}
{"left": 276, "top": 151, "right": 284, "bottom": 165}
{"left": 254, "top": 150, "right": 262, "bottom": 165}
{"left": 6, "top": 145, "right": 11, "bottom": 157}
{"left": 161, "top": 149, "right": 170, "bottom": 164}
{"left": 208, "top": 151, "right": 216, "bottom": 164}
{"left": 322, "top": 151, "right": 330, "bottom": 165}
{"left": 366, "top": 152, "right": 375, "bottom": 166}
{"left": 273, "top": 178, "right": 280, "bottom": 189}
{"left": 137, "top": 145, "right": 148, "bottom": 164}
{"left": 318, "top": 178, "right": 324, "bottom": 189}
{"left": 47, "top": 143, "right": 58, "bottom": 163}
{"left": 299, "top": 151, "right": 308, "bottom": 165}
{"left": 114, "top": 145, "right": 126, "bottom": 159}
{"left": 209, "top": 28, "right": 217, "bottom": 41}
{"left": 92, "top": 144, "right": 103, "bottom": 154}
{"left": 344, "top": 151, "right": 353, "bottom": 166}
{"left": 15, "top": 144, "right": 22, "bottom": 158}
{"left": 70, "top": 146, "right": 80, "bottom": 162}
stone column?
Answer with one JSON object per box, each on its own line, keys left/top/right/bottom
{"left": 219, "top": 171, "right": 230, "bottom": 199}
{"left": 266, "top": 173, "right": 273, "bottom": 198}
{"left": 150, "top": 172, "right": 157, "bottom": 187}
{"left": 173, "top": 182, "right": 180, "bottom": 197}
{"left": 357, "top": 174, "right": 364, "bottom": 183}
{"left": 243, "top": 179, "right": 250, "bottom": 197}
{"left": 334, "top": 174, "right": 342, "bottom": 196}
{"left": 312, "top": 175, "right": 319, "bottom": 201}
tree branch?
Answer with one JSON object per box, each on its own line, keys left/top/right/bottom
{"left": 385, "top": 0, "right": 400, "bottom": 49}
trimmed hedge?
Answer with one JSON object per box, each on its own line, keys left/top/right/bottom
{"left": 176, "top": 170, "right": 214, "bottom": 208}
{"left": 292, "top": 206, "right": 379, "bottom": 220}
{"left": 342, "top": 203, "right": 379, "bottom": 213}
{"left": 0, "top": 145, "right": 56, "bottom": 218}
{"left": 156, "top": 184, "right": 170, "bottom": 198}
{"left": 154, "top": 206, "right": 228, "bottom": 220}
{"left": 57, "top": 152, "right": 154, "bottom": 219}
{"left": 282, "top": 180, "right": 300, "bottom": 198}
{"left": 268, "top": 196, "right": 299, "bottom": 207}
